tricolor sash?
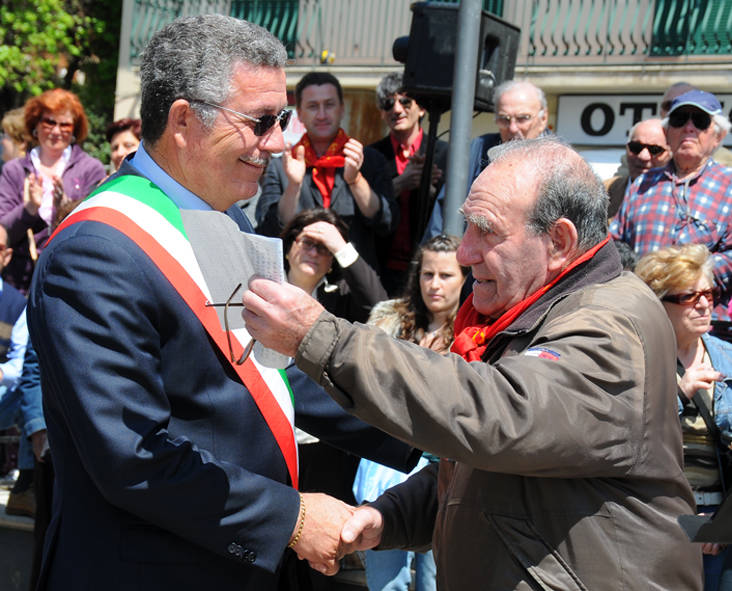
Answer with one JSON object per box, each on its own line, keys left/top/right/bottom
{"left": 50, "top": 175, "right": 299, "bottom": 487}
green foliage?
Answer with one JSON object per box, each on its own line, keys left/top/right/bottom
{"left": 0, "top": 0, "right": 121, "bottom": 167}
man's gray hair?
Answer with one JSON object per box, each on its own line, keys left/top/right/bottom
{"left": 375, "top": 72, "right": 404, "bottom": 106}
{"left": 139, "top": 14, "right": 287, "bottom": 144}
{"left": 487, "top": 137, "right": 608, "bottom": 251}
{"left": 494, "top": 79, "right": 547, "bottom": 111}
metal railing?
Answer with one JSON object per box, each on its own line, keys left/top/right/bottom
{"left": 506, "top": 0, "right": 655, "bottom": 64}
{"left": 125, "top": 0, "right": 732, "bottom": 67}
{"left": 129, "top": 0, "right": 231, "bottom": 62}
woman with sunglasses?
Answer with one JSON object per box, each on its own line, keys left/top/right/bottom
{"left": 0, "top": 89, "right": 106, "bottom": 292}
{"left": 280, "top": 207, "right": 387, "bottom": 324}
{"left": 279, "top": 208, "right": 388, "bottom": 587}
{"left": 636, "top": 243, "right": 732, "bottom": 591}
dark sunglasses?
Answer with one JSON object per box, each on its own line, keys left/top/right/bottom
{"left": 295, "top": 236, "right": 331, "bottom": 256}
{"left": 662, "top": 287, "right": 719, "bottom": 307}
{"left": 668, "top": 109, "right": 712, "bottom": 131}
{"left": 380, "top": 96, "right": 414, "bottom": 111}
{"left": 192, "top": 100, "right": 292, "bottom": 136}
{"left": 40, "top": 116, "right": 74, "bottom": 133}
{"left": 627, "top": 141, "right": 666, "bottom": 156}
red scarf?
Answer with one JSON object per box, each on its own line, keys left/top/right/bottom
{"left": 451, "top": 237, "right": 610, "bottom": 362}
{"left": 295, "top": 129, "right": 349, "bottom": 208}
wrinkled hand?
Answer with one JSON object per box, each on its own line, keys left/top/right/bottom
{"left": 340, "top": 505, "right": 384, "bottom": 554}
{"left": 283, "top": 144, "right": 307, "bottom": 186}
{"left": 300, "top": 221, "right": 346, "bottom": 254}
{"left": 679, "top": 364, "right": 723, "bottom": 401}
{"left": 292, "top": 492, "right": 355, "bottom": 575}
{"left": 23, "top": 173, "right": 43, "bottom": 215}
{"left": 242, "top": 279, "right": 325, "bottom": 357}
{"left": 343, "top": 138, "right": 364, "bottom": 184}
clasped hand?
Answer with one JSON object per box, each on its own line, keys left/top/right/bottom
{"left": 290, "top": 493, "right": 385, "bottom": 575}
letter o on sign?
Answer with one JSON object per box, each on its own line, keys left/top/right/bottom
{"left": 580, "top": 103, "right": 614, "bottom": 136}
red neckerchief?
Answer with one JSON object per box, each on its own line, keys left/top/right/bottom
{"left": 295, "top": 129, "right": 349, "bottom": 208}
{"left": 386, "top": 129, "right": 424, "bottom": 271}
{"left": 451, "top": 236, "right": 610, "bottom": 362}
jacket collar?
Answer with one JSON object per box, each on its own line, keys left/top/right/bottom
{"left": 491, "top": 239, "right": 623, "bottom": 341}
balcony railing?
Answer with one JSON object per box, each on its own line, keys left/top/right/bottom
{"left": 125, "top": 0, "right": 732, "bottom": 68}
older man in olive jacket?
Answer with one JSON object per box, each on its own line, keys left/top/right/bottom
{"left": 243, "top": 138, "right": 702, "bottom": 589}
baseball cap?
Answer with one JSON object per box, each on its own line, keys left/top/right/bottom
{"left": 668, "top": 89, "right": 723, "bottom": 116}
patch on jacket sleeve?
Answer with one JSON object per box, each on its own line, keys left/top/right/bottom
{"left": 524, "top": 346, "right": 560, "bottom": 360}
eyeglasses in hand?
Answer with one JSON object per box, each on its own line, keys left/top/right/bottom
{"left": 204, "top": 282, "right": 255, "bottom": 364}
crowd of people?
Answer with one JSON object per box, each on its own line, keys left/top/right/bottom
{"left": 0, "top": 11, "right": 731, "bottom": 591}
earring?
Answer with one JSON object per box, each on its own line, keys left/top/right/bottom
{"left": 32, "top": 129, "right": 37, "bottom": 138}
{"left": 71, "top": 135, "right": 76, "bottom": 143}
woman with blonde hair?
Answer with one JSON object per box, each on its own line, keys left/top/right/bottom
{"left": 0, "top": 89, "right": 106, "bottom": 291}
{"left": 636, "top": 243, "right": 732, "bottom": 591}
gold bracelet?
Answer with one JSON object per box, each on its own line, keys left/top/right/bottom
{"left": 288, "top": 493, "right": 306, "bottom": 548}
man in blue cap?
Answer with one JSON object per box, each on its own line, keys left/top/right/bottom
{"left": 611, "top": 89, "right": 732, "bottom": 321}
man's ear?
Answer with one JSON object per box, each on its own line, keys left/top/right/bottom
{"left": 547, "top": 217, "right": 579, "bottom": 273}
{"left": 167, "top": 99, "right": 197, "bottom": 149}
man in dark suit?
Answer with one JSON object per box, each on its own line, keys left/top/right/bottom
{"left": 256, "top": 72, "right": 396, "bottom": 275}
{"left": 27, "top": 15, "right": 415, "bottom": 590}
{"left": 368, "top": 72, "right": 449, "bottom": 296}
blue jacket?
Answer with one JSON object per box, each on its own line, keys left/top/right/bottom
{"left": 697, "top": 333, "right": 732, "bottom": 435}
{"left": 27, "top": 165, "right": 416, "bottom": 590}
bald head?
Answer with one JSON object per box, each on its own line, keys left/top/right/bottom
{"left": 486, "top": 138, "right": 609, "bottom": 251}
{"left": 626, "top": 118, "right": 671, "bottom": 179}
{"left": 458, "top": 139, "right": 608, "bottom": 319}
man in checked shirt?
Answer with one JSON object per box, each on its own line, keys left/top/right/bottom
{"left": 611, "top": 89, "right": 732, "bottom": 322}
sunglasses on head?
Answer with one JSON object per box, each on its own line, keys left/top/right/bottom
{"left": 626, "top": 141, "right": 666, "bottom": 156}
{"left": 380, "top": 96, "right": 414, "bottom": 111}
{"left": 668, "top": 109, "right": 712, "bottom": 131}
{"left": 192, "top": 100, "right": 292, "bottom": 136}
{"left": 662, "top": 287, "right": 719, "bottom": 307}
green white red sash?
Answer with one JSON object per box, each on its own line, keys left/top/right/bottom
{"left": 50, "top": 175, "right": 298, "bottom": 487}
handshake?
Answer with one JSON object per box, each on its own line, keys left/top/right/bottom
{"left": 288, "top": 492, "right": 384, "bottom": 575}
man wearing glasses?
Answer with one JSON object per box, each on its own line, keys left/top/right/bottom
{"left": 465, "top": 79, "right": 549, "bottom": 187}
{"left": 604, "top": 118, "right": 670, "bottom": 217}
{"left": 256, "top": 72, "right": 395, "bottom": 275}
{"left": 367, "top": 72, "right": 448, "bottom": 295}
{"left": 25, "top": 15, "right": 416, "bottom": 590}
{"left": 611, "top": 89, "right": 732, "bottom": 323}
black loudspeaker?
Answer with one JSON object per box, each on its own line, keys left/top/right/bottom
{"left": 392, "top": 2, "right": 521, "bottom": 113}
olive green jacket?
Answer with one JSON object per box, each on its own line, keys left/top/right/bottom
{"left": 296, "top": 242, "right": 702, "bottom": 590}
